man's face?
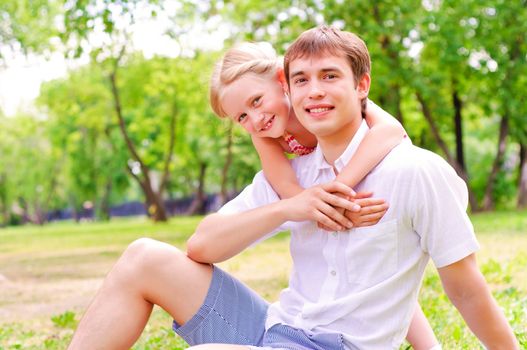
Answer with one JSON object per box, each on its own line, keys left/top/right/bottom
{"left": 288, "top": 54, "right": 369, "bottom": 140}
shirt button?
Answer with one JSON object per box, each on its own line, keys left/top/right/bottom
{"left": 332, "top": 232, "right": 338, "bottom": 237}
{"left": 301, "top": 313, "right": 307, "bottom": 319}
{"left": 330, "top": 270, "right": 337, "bottom": 276}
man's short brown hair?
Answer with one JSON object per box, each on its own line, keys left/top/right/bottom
{"left": 284, "top": 25, "right": 371, "bottom": 116}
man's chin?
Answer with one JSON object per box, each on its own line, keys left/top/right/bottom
{"left": 305, "top": 125, "right": 334, "bottom": 138}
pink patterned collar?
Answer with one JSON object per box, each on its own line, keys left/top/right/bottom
{"left": 283, "top": 131, "right": 316, "bottom": 156}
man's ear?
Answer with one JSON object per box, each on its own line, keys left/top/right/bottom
{"left": 357, "top": 73, "right": 371, "bottom": 99}
{"left": 277, "top": 68, "right": 289, "bottom": 93}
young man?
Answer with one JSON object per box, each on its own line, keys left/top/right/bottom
{"left": 68, "top": 26, "right": 518, "bottom": 350}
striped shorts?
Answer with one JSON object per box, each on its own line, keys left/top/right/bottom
{"left": 173, "top": 266, "right": 345, "bottom": 350}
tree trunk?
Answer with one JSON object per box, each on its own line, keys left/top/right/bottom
{"left": 219, "top": 123, "right": 234, "bottom": 206}
{"left": 0, "top": 173, "right": 9, "bottom": 226}
{"left": 416, "top": 92, "right": 479, "bottom": 211}
{"left": 135, "top": 173, "right": 168, "bottom": 221}
{"left": 97, "top": 180, "right": 112, "bottom": 221}
{"left": 68, "top": 194, "right": 81, "bottom": 223}
{"left": 18, "top": 197, "right": 30, "bottom": 225}
{"left": 371, "top": 4, "right": 404, "bottom": 125}
{"left": 33, "top": 202, "right": 46, "bottom": 225}
{"left": 452, "top": 83, "right": 466, "bottom": 171}
{"left": 483, "top": 114, "right": 509, "bottom": 211}
{"left": 518, "top": 142, "right": 527, "bottom": 208}
{"left": 186, "top": 162, "right": 208, "bottom": 215}
{"left": 109, "top": 67, "right": 168, "bottom": 222}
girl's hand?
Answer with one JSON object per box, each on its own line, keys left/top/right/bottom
{"left": 344, "top": 191, "right": 388, "bottom": 227}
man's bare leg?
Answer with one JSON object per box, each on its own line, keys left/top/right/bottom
{"left": 68, "top": 238, "right": 213, "bottom": 350}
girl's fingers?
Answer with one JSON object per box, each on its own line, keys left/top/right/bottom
{"left": 358, "top": 203, "right": 389, "bottom": 215}
{"left": 354, "top": 197, "right": 386, "bottom": 208}
{"left": 354, "top": 191, "right": 373, "bottom": 199}
{"left": 357, "top": 211, "right": 387, "bottom": 222}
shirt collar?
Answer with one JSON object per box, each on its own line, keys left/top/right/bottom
{"left": 313, "top": 120, "right": 369, "bottom": 174}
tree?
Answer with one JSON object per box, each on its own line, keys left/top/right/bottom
{"left": 2, "top": 115, "right": 59, "bottom": 224}
{"left": 474, "top": 0, "right": 527, "bottom": 210}
{"left": 39, "top": 64, "right": 130, "bottom": 221}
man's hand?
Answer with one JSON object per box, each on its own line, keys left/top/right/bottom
{"left": 283, "top": 181, "right": 359, "bottom": 232}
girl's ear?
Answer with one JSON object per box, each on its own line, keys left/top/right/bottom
{"left": 357, "top": 73, "right": 371, "bottom": 99}
{"left": 277, "top": 68, "right": 289, "bottom": 93}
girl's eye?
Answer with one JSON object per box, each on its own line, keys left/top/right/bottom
{"left": 238, "top": 113, "right": 247, "bottom": 123}
{"left": 252, "top": 97, "right": 261, "bottom": 107}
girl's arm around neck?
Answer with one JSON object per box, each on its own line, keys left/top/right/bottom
{"left": 252, "top": 135, "right": 304, "bottom": 199}
{"left": 336, "top": 101, "right": 407, "bottom": 188}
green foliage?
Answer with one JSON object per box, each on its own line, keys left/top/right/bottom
{"left": 2, "top": 1, "right": 527, "bottom": 222}
{"left": 50, "top": 311, "right": 77, "bottom": 329}
{"left": 0, "top": 0, "right": 60, "bottom": 61}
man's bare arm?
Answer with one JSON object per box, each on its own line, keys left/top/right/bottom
{"left": 437, "top": 254, "right": 519, "bottom": 349}
{"left": 187, "top": 182, "right": 357, "bottom": 264}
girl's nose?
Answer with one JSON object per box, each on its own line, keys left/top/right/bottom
{"left": 249, "top": 112, "right": 266, "bottom": 130}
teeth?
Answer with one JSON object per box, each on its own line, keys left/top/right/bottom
{"left": 260, "top": 116, "right": 274, "bottom": 131}
{"left": 310, "top": 107, "right": 330, "bottom": 113}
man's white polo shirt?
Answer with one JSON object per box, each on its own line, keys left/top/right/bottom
{"left": 218, "top": 121, "right": 479, "bottom": 349}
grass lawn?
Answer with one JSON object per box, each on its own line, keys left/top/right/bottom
{"left": 0, "top": 210, "right": 526, "bottom": 349}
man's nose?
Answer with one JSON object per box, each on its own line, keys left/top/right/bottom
{"left": 308, "top": 81, "right": 326, "bottom": 99}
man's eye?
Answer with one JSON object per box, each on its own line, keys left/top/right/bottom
{"left": 325, "top": 73, "right": 337, "bottom": 79}
{"left": 238, "top": 113, "right": 247, "bottom": 123}
{"left": 252, "top": 97, "right": 261, "bottom": 107}
{"left": 294, "top": 78, "right": 306, "bottom": 84}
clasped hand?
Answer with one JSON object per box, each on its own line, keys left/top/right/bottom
{"left": 282, "top": 181, "right": 388, "bottom": 232}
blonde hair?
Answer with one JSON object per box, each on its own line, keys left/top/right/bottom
{"left": 210, "top": 42, "right": 282, "bottom": 118}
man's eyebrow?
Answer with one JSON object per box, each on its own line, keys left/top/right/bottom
{"left": 290, "top": 66, "right": 343, "bottom": 79}
{"left": 321, "top": 66, "right": 342, "bottom": 72}
{"left": 289, "top": 70, "right": 305, "bottom": 80}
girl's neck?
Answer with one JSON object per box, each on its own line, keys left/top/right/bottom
{"left": 285, "top": 110, "right": 317, "bottom": 147}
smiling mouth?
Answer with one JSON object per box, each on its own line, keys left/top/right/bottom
{"left": 306, "top": 107, "right": 333, "bottom": 113}
{"left": 259, "top": 115, "right": 275, "bottom": 132}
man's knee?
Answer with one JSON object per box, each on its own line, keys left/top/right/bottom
{"left": 120, "top": 238, "right": 186, "bottom": 277}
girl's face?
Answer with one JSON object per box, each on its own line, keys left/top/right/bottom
{"left": 221, "top": 71, "right": 291, "bottom": 139}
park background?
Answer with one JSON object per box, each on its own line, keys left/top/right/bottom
{"left": 0, "top": 0, "right": 526, "bottom": 349}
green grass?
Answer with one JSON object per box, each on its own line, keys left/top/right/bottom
{"left": 0, "top": 211, "right": 526, "bottom": 349}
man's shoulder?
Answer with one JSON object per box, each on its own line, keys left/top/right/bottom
{"left": 378, "top": 143, "right": 463, "bottom": 194}
{"left": 381, "top": 142, "right": 450, "bottom": 173}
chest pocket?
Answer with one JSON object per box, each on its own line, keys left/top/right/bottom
{"left": 345, "top": 219, "right": 398, "bottom": 288}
